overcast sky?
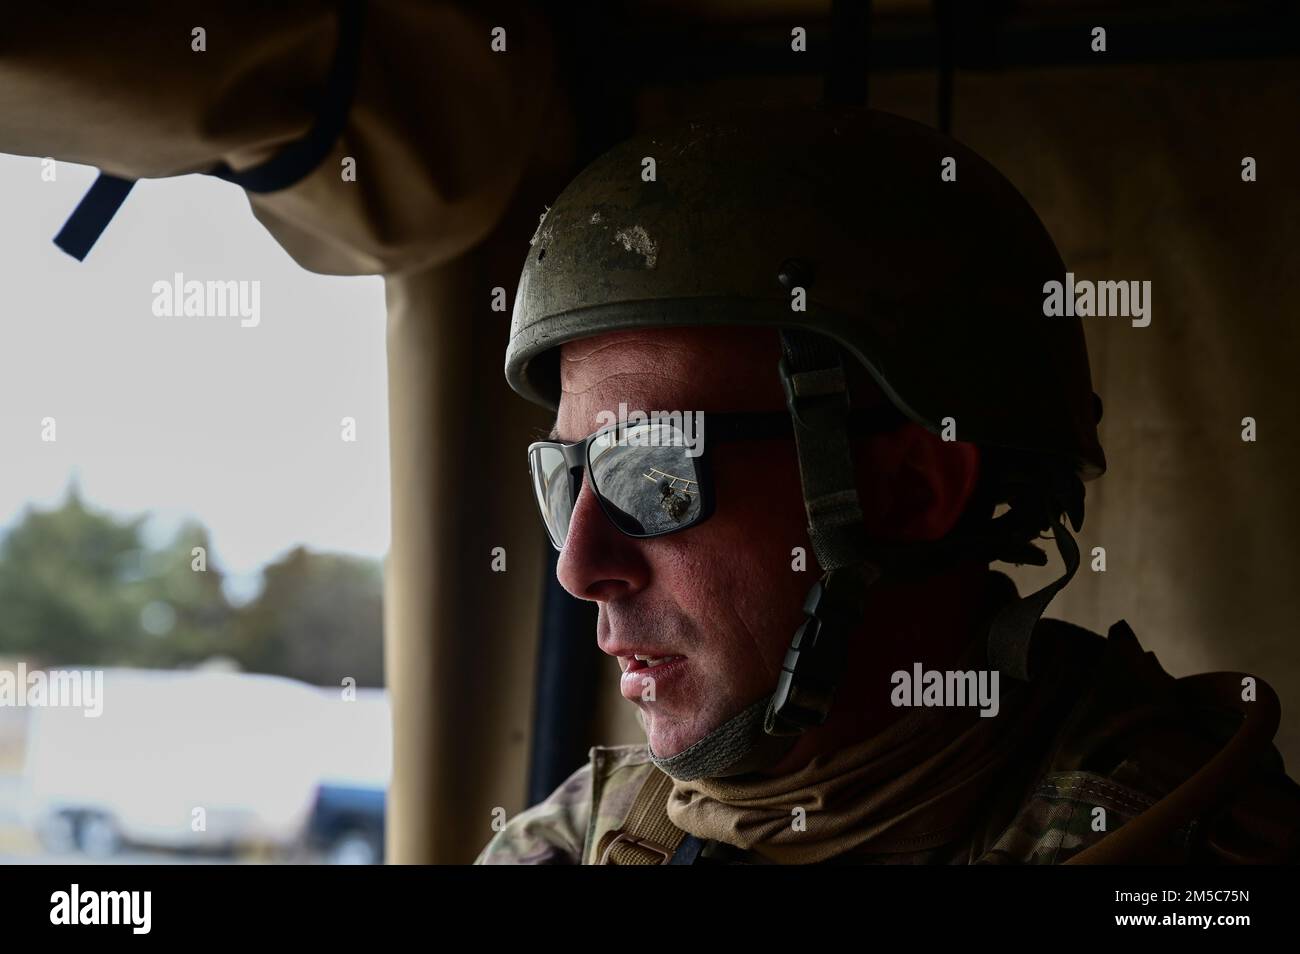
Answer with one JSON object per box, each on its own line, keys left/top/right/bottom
{"left": 0, "top": 154, "right": 390, "bottom": 600}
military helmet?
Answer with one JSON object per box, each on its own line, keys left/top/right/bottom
{"left": 505, "top": 103, "right": 1105, "bottom": 481}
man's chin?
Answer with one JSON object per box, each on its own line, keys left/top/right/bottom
{"left": 639, "top": 709, "right": 714, "bottom": 760}
{"left": 638, "top": 689, "right": 778, "bottom": 764}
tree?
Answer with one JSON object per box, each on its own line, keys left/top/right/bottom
{"left": 0, "top": 486, "right": 383, "bottom": 683}
{"left": 231, "top": 546, "right": 384, "bottom": 687}
{"left": 0, "top": 485, "right": 151, "bottom": 664}
{"left": 131, "top": 519, "right": 238, "bottom": 669}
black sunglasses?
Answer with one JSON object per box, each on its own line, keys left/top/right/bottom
{"left": 527, "top": 406, "right": 906, "bottom": 551}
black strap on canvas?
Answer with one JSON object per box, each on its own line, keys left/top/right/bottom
{"left": 206, "top": 0, "right": 365, "bottom": 192}
{"left": 53, "top": 174, "right": 137, "bottom": 261}
{"left": 53, "top": 0, "right": 366, "bottom": 261}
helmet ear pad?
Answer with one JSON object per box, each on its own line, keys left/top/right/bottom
{"left": 852, "top": 423, "right": 981, "bottom": 545}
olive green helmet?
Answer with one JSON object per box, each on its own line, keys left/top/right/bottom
{"left": 505, "top": 103, "right": 1105, "bottom": 481}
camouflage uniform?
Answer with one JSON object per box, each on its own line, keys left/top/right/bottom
{"left": 477, "top": 614, "right": 1300, "bottom": 865}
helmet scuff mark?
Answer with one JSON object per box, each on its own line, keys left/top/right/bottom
{"left": 613, "top": 225, "right": 658, "bottom": 268}
{"left": 529, "top": 205, "right": 552, "bottom": 247}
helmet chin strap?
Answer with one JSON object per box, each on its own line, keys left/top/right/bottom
{"left": 648, "top": 696, "right": 798, "bottom": 781}
{"left": 766, "top": 323, "right": 882, "bottom": 736}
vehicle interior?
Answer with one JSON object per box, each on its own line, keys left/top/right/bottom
{"left": 1, "top": 0, "right": 1296, "bottom": 864}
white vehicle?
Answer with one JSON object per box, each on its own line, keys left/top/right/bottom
{"left": 19, "top": 668, "right": 365, "bottom": 857}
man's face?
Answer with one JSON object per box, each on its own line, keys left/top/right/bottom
{"left": 553, "top": 327, "right": 813, "bottom": 758}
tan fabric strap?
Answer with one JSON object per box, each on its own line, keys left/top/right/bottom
{"left": 596, "top": 768, "right": 688, "bottom": 865}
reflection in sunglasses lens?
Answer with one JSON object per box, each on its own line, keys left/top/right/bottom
{"left": 589, "top": 424, "right": 702, "bottom": 536}
{"left": 532, "top": 446, "right": 571, "bottom": 547}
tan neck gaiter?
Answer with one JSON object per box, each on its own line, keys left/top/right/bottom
{"left": 664, "top": 662, "right": 1051, "bottom": 864}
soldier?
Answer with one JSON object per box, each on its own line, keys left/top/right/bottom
{"left": 477, "top": 105, "right": 1300, "bottom": 864}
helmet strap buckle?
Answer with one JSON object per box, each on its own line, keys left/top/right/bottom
{"left": 779, "top": 358, "right": 850, "bottom": 433}
{"left": 767, "top": 566, "right": 878, "bottom": 735}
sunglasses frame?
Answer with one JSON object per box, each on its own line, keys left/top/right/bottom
{"left": 527, "top": 406, "right": 907, "bottom": 551}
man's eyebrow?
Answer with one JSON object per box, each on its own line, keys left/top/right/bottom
{"left": 547, "top": 422, "right": 563, "bottom": 441}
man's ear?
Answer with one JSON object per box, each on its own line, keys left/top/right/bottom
{"left": 861, "top": 424, "right": 981, "bottom": 542}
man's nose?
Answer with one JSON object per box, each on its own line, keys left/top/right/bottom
{"left": 556, "top": 475, "right": 650, "bottom": 602}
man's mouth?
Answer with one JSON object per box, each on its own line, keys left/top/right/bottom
{"left": 624, "top": 654, "right": 686, "bottom": 672}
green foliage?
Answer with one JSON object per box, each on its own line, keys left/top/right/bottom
{"left": 0, "top": 487, "right": 383, "bottom": 686}
{"left": 232, "top": 546, "right": 384, "bottom": 688}
{"left": 0, "top": 486, "right": 148, "bottom": 664}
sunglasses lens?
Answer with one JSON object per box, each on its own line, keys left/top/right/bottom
{"left": 589, "top": 423, "right": 703, "bottom": 536}
{"left": 530, "top": 445, "right": 573, "bottom": 548}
